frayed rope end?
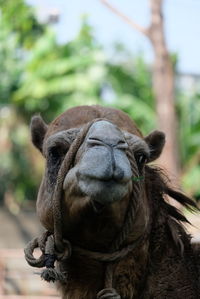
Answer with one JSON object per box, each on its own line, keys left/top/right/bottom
{"left": 40, "top": 268, "right": 66, "bottom": 283}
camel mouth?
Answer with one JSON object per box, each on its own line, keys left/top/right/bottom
{"left": 78, "top": 176, "right": 130, "bottom": 204}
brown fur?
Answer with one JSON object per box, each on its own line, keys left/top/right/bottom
{"left": 31, "top": 105, "right": 200, "bottom": 299}
{"left": 45, "top": 105, "right": 142, "bottom": 138}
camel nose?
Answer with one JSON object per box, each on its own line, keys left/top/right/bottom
{"left": 87, "top": 137, "right": 128, "bottom": 182}
{"left": 75, "top": 121, "right": 132, "bottom": 203}
{"left": 77, "top": 121, "right": 132, "bottom": 183}
{"left": 87, "top": 137, "right": 128, "bottom": 150}
{"left": 87, "top": 120, "right": 128, "bottom": 149}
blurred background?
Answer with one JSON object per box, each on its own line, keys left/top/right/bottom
{"left": 0, "top": 0, "right": 199, "bottom": 297}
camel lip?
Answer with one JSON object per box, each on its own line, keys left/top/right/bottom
{"left": 79, "top": 176, "right": 129, "bottom": 189}
{"left": 77, "top": 171, "right": 131, "bottom": 184}
{"left": 77, "top": 177, "right": 130, "bottom": 204}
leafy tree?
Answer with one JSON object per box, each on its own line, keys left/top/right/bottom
{"left": 0, "top": 22, "right": 22, "bottom": 107}
{"left": 105, "top": 52, "right": 156, "bottom": 134}
{"left": 0, "top": 0, "right": 46, "bottom": 204}
{"left": 178, "top": 92, "right": 200, "bottom": 199}
{"left": 0, "top": 0, "right": 44, "bottom": 48}
{"left": 13, "top": 21, "right": 106, "bottom": 121}
{"left": 0, "top": 0, "right": 45, "bottom": 107}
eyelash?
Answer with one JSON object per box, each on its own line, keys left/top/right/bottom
{"left": 48, "top": 144, "right": 68, "bottom": 162}
{"left": 135, "top": 152, "right": 148, "bottom": 166}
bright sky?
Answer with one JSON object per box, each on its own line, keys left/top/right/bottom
{"left": 27, "top": 0, "right": 200, "bottom": 75}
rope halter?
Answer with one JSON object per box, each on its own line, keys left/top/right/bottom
{"left": 24, "top": 119, "right": 147, "bottom": 298}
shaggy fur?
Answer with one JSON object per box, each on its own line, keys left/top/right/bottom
{"left": 30, "top": 105, "right": 200, "bottom": 299}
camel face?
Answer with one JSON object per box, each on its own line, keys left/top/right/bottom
{"left": 64, "top": 120, "right": 132, "bottom": 205}
{"left": 30, "top": 106, "right": 165, "bottom": 233}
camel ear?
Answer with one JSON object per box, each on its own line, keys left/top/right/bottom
{"left": 30, "top": 115, "right": 48, "bottom": 153}
{"left": 145, "top": 130, "right": 165, "bottom": 162}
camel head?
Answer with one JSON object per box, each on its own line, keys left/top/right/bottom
{"left": 30, "top": 105, "right": 165, "bottom": 250}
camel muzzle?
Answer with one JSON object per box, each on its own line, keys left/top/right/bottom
{"left": 76, "top": 120, "right": 132, "bottom": 204}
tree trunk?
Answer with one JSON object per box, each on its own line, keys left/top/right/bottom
{"left": 148, "top": 0, "right": 180, "bottom": 182}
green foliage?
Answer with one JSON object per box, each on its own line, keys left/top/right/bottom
{"left": 177, "top": 92, "right": 200, "bottom": 198}
{"left": 0, "top": 19, "right": 24, "bottom": 106}
{"left": 0, "top": 0, "right": 46, "bottom": 203}
{"left": 105, "top": 53, "right": 156, "bottom": 134}
{"left": 0, "top": 0, "right": 45, "bottom": 108}
{"left": 13, "top": 28, "right": 106, "bottom": 121}
{"left": 0, "top": 0, "right": 44, "bottom": 48}
{"left": 178, "top": 92, "right": 200, "bottom": 164}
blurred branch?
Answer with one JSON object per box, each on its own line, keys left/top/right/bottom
{"left": 100, "top": 0, "right": 149, "bottom": 36}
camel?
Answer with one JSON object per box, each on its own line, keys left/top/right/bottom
{"left": 25, "top": 105, "right": 200, "bottom": 299}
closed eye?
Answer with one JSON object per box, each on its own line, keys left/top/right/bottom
{"left": 47, "top": 143, "right": 68, "bottom": 184}
{"left": 48, "top": 144, "right": 68, "bottom": 161}
{"left": 45, "top": 128, "right": 80, "bottom": 156}
{"left": 135, "top": 152, "right": 148, "bottom": 167}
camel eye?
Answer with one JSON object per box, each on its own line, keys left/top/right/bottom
{"left": 50, "top": 146, "right": 61, "bottom": 160}
{"left": 49, "top": 145, "right": 68, "bottom": 162}
{"left": 135, "top": 153, "right": 148, "bottom": 166}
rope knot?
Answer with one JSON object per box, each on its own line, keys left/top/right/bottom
{"left": 56, "top": 239, "right": 72, "bottom": 261}
{"left": 40, "top": 234, "right": 67, "bottom": 283}
{"left": 97, "top": 288, "right": 121, "bottom": 299}
{"left": 24, "top": 232, "right": 67, "bottom": 283}
{"left": 44, "top": 253, "right": 56, "bottom": 268}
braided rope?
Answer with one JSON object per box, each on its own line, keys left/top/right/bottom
{"left": 97, "top": 147, "right": 143, "bottom": 298}
{"left": 24, "top": 119, "right": 146, "bottom": 298}
{"left": 53, "top": 118, "right": 106, "bottom": 252}
{"left": 24, "top": 237, "right": 45, "bottom": 268}
{"left": 72, "top": 233, "right": 145, "bottom": 262}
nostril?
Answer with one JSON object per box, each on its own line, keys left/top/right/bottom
{"left": 87, "top": 138, "right": 104, "bottom": 147}
{"left": 88, "top": 137, "right": 128, "bottom": 149}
